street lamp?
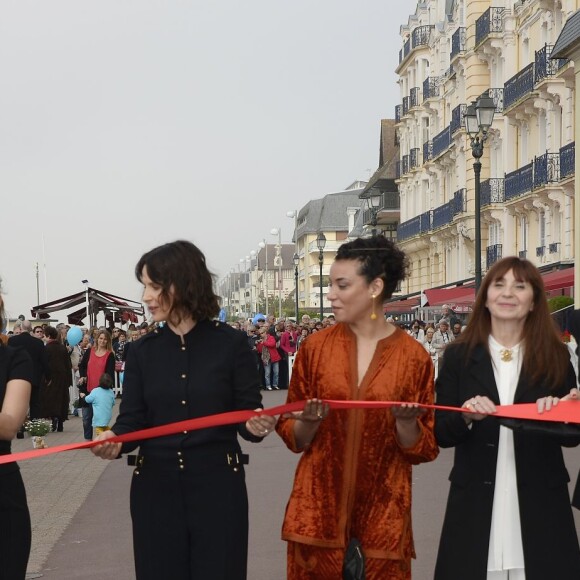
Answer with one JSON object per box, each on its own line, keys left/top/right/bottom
{"left": 249, "top": 250, "right": 257, "bottom": 315}
{"left": 293, "top": 252, "right": 299, "bottom": 322}
{"left": 82, "top": 279, "right": 90, "bottom": 326}
{"left": 368, "top": 193, "right": 382, "bottom": 237}
{"left": 464, "top": 90, "right": 496, "bottom": 294}
{"left": 271, "top": 228, "right": 283, "bottom": 319}
{"left": 316, "top": 232, "right": 326, "bottom": 320}
{"left": 258, "top": 240, "right": 268, "bottom": 315}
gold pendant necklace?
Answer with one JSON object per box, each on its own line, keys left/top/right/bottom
{"left": 500, "top": 349, "right": 513, "bottom": 362}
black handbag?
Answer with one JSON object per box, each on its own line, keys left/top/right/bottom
{"left": 342, "top": 538, "right": 365, "bottom": 580}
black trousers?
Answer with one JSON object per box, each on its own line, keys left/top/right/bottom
{"left": 29, "top": 384, "right": 41, "bottom": 419}
{"left": 130, "top": 460, "right": 249, "bottom": 579}
{"left": 0, "top": 467, "right": 31, "bottom": 580}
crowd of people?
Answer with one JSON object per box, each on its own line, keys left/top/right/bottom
{"left": 1, "top": 234, "right": 579, "bottom": 579}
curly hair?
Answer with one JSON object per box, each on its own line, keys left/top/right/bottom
{"left": 136, "top": 240, "right": 219, "bottom": 323}
{"left": 335, "top": 235, "right": 408, "bottom": 301}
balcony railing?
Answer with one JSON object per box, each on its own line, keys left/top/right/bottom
{"left": 504, "top": 62, "right": 535, "bottom": 110}
{"left": 481, "top": 178, "right": 505, "bottom": 207}
{"left": 419, "top": 210, "right": 432, "bottom": 233}
{"left": 519, "top": 250, "right": 527, "bottom": 259}
{"left": 489, "top": 88, "right": 504, "bottom": 113}
{"left": 536, "top": 246, "right": 545, "bottom": 258}
{"left": 423, "top": 76, "right": 440, "bottom": 101}
{"left": 486, "top": 244, "right": 503, "bottom": 269}
{"left": 432, "top": 125, "right": 451, "bottom": 159}
{"left": 402, "top": 154, "right": 410, "bottom": 175}
{"left": 535, "top": 44, "right": 569, "bottom": 83}
{"left": 505, "top": 162, "right": 533, "bottom": 200}
{"left": 412, "top": 25, "right": 432, "bottom": 49}
{"left": 560, "top": 141, "right": 575, "bottom": 179}
{"left": 476, "top": 7, "right": 504, "bottom": 46}
{"left": 549, "top": 242, "right": 560, "bottom": 254}
{"left": 451, "top": 27, "right": 466, "bottom": 60}
{"left": 410, "top": 87, "right": 420, "bottom": 109}
{"left": 410, "top": 148, "right": 420, "bottom": 169}
{"left": 450, "top": 104, "right": 466, "bottom": 135}
{"left": 402, "top": 96, "right": 410, "bottom": 116}
{"left": 432, "top": 201, "right": 454, "bottom": 230}
{"left": 452, "top": 188, "right": 466, "bottom": 215}
{"left": 533, "top": 152, "right": 560, "bottom": 188}
{"left": 395, "top": 104, "right": 402, "bottom": 123}
{"left": 395, "top": 160, "right": 401, "bottom": 179}
{"left": 423, "top": 140, "right": 433, "bottom": 163}
{"left": 397, "top": 210, "right": 432, "bottom": 242}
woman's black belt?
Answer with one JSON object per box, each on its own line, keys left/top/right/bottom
{"left": 127, "top": 449, "right": 249, "bottom": 473}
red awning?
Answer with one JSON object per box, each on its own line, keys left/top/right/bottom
{"left": 383, "top": 296, "right": 420, "bottom": 313}
{"left": 424, "top": 286, "right": 475, "bottom": 307}
{"left": 542, "top": 268, "right": 574, "bottom": 291}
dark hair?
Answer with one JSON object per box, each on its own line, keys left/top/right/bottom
{"left": 335, "top": 235, "right": 408, "bottom": 301}
{"left": 136, "top": 240, "right": 219, "bottom": 323}
{"left": 44, "top": 326, "right": 58, "bottom": 340}
{"left": 457, "top": 256, "right": 568, "bottom": 388}
{"left": 99, "top": 373, "right": 114, "bottom": 389}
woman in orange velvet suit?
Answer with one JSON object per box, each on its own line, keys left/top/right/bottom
{"left": 276, "top": 236, "right": 439, "bottom": 579}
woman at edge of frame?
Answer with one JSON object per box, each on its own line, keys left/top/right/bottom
{"left": 90, "top": 240, "right": 275, "bottom": 580}
{"left": 434, "top": 256, "right": 580, "bottom": 580}
{"left": 276, "top": 235, "right": 439, "bottom": 579}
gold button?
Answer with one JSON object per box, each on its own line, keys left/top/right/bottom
{"left": 181, "top": 374, "right": 186, "bottom": 379}
{"left": 181, "top": 346, "right": 186, "bottom": 351}
{"left": 181, "top": 400, "right": 187, "bottom": 405}
{"left": 177, "top": 451, "right": 182, "bottom": 456}
{"left": 179, "top": 458, "right": 183, "bottom": 463}
{"left": 183, "top": 430, "right": 188, "bottom": 434}
{"left": 233, "top": 467, "right": 239, "bottom": 472}
{"left": 134, "top": 470, "right": 140, "bottom": 475}
{"left": 179, "top": 465, "right": 184, "bottom": 469}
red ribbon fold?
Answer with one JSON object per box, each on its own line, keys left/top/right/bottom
{"left": 1, "top": 400, "right": 578, "bottom": 466}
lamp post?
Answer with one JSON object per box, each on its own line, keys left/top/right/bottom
{"left": 82, "top": 279, "right": 90, "bottom": 326}
{"left": 258, "top": 240, "right": 268, "bottom": 315}
{"left": 293, "top": 252, "right": 299, "bottom": 322}
{"left": 316, "top": 232, "right": 326, "bottom": 320}
{"left": 271, "top": 228, "right": 282, "bottom": 319}
{"left": 249, "top": 250, "right": 256, "bottom": 315}
{"left": 368, "top": 193, "right": 382, "bottom": 237}
{"left": 464, "top": 90, "right": 496, "bottom": 294}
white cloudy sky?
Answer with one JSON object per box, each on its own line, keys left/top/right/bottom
{"left": 0, "top": 0, "right": 418, "bottom": 321}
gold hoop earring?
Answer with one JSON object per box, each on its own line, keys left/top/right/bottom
{"left": 370, "top": 294, "right": 377, "bottom": 320}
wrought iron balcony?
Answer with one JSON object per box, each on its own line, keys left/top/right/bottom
{"left": 476, "top": 7, "right": 504, "bottom": 46}
{"left": 536, "top": 246, "right": 545, "bottom": 258}
{"left": 486, "top": 244, "right": 503, "bottom": 270}
{"left": 412, "top": 25, "right": 432, "bottom": 49}
{"left": 518, "top": 250, "right": 527, "bottom": 259}
{"left": 395, "top": 104, "right": 402, "bottom": 123}
{"left": 397, "top": 215, "right": 421, "bottom": 242}
{"left": 481, "top": 178, "right": 505, "bottom": 208}
{"left": 504, "top": 62, "right": 535, "bottom": 110}
{"left": 489, "top": 88, "right": 504, "bottom": 113}
{"left": 410, "top": 87, "right": 420, "bottom": 109}
{"left": 396, "top": 160, "right": 401, "bottom": 179}
{"left": 402, "top": 154, "right": 410, "bottom": 175}
{"left": 423, "top": 140, "right": 433, "bottom": 163}
{"left": 410, "top": 148, "right": 420, "bottom": 169}
{"left": 535, "top": 44, "right": 558, "bottom": 83}
{"left": 450, "top": 104, "right": 466, "bottom": 135}
{"left": 560, "top": 141, "right": 575, "bottom": 180}
{"left": 452, "top": 188, "right": 466, "bottom": 215}
{"left": 549, "top": 242, "right": 560, "bottom": 254}
{"left": 403, "top": 38, "right": 410, "bottom": 60}
{"left": 419, "top": 210, "right": 432, "bottom": 233}
{"left": 432, "top": 126, "right": 451, "bottom": 159}
{"left": 533, "top": 152, "right": 560, "bottom": 188}
{"left": 505, "top": 162, "right": 533, "bottom": 201}
{"left": 432, "top": 201, "right": 454, "bottom": 230}
{"left": 402, "top": 96, "right": 410, "bottom": 116}
{"left": 451, "top": 27, "right": 466, "bottom": 61}
{"left": 423, "top": 76, "right": 440, "bottom": 101}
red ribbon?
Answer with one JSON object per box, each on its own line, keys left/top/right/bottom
{"left": 1, "top": 400, "right": 578, "bottom": 466}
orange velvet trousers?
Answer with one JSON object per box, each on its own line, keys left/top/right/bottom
{"left": 287, "top": 541, "right": 411, "bottom": 580}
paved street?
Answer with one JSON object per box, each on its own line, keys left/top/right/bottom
{"left": 14, "top": 390, "right": 580, "bottom": 579}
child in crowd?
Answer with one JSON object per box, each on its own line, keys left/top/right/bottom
{"left": 82, "top": 373, "right": 115, "bottom": 438}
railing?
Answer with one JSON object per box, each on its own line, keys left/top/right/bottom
{"left": 402, "top": 96, "right": 410, "bottom": 116}
{"left": 450, "top": 104, "right": 466, "bottom": 135}
{"left": 519, "top": 250, "right": 527, "bottom": 259}
{"left": 549, "top": 242, "right": 560, "bottom": 254}
{"left": 486, "top": 244, "right": 503, "bottom": 269}
{"left": 423, "top": 140, "right": 433, "bottom": 163}
{"left": 419, "top": 210, "right": 432, "bottom": 233}
{"left": 505, "top": 162, "right": 533, "bottom": 200}
{"left": 432, "top": 201, "right": 454, "bottom": 230}
{"left": 443, "top": 64, "right": 455, "bottom": 80}
{"left": 395, "top": 104, "right": 402, "bottom": 123}
{"left": 560, "top": 141, "right": 575, "bottom": 179}
{"left": 432, "top": 125, "right": 451, "bottom": 158}
{"left": 452, "top": 188, "right": 466, "bottom": 215}
{"left": 402, "top": 154, "right": 410, "bottom": 175}
{"left": 451, "top": 27, "right": 466, "bottom": 60}
{"left": 410, "top": 148, "right": 420, "bottom": 169}
{"left": 489, "top": 88, "right": 504, "bottom": 113}
{"left": 476, "top": 7, "right": 504, "bottom": 46}
{"left": 423, "top": 76, "right": 439, "bottom": 101}
{"left": 533, "top": 152, "right": 560, "bottom": 188}
{"left": 480, "top": 178, "right": 505, "bottom": 207}
{"left": 403, "top": 38, "right": 411, "bottom": 60}
{"left": 396, "top": 160, "right": 401, "bottom": 179}
{"left": 535, "top": 44, "right": 569, "bottom": 82}
{"left": 397, "top": 210, "right": 432, "bottom": 242}
{"left": 410, "top": 87, "right": 420, "bottom": 109}
{"left": 412, "top": 25, "right": 432, "bottom": 49}
{"left": 536, "top": 246, "right": 545, "bottom": 258}
{"left": 504, "top": 62, "right": 535, "bottom": 110}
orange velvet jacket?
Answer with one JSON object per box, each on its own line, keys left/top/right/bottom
{"left": 276, "top": 324, "right": 439, "bottom": 561}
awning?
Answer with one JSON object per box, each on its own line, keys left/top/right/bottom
{"left": 423, "top": 286, "right": 475, "bottom": 307}
{"left": 383, "top": 296, "right": 421, "bottom": 313}
{"left": 542, "top": 268, "right": 574, "bottom": 291}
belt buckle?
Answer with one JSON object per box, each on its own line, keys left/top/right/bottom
{"left": 226, "top": 452, "right": 239, "bottom": 466}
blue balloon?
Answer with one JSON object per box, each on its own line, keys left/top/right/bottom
{"left": 67, "top": 326, "right": 83, "bottom": 347}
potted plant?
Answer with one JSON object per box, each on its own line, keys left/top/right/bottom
{"left": 24, "top": 419, "right": 52, "bottom": 449}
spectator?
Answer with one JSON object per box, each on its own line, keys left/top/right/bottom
{"left": 256, "top": 326, "right": 280, "bottom": 390}
{"left": 84, "top": 372, "right": 115, "bottom": 438}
